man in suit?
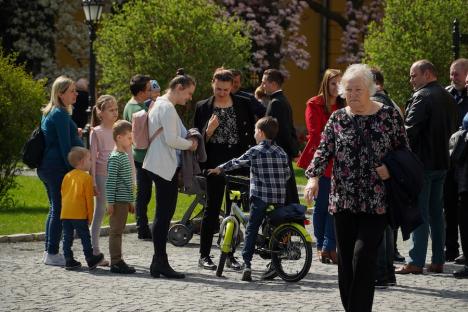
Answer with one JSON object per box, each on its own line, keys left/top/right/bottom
{"left": 230, "top": 69, "right": 266, "bottom": 119}
{"left": 261, "top": 69, "right": 300, "bottom": 204}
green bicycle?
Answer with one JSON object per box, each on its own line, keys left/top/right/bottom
{"left": 216, "top": 175, "right": 313, "bottom": 282}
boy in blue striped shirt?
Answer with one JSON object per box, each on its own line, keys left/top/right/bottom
{"left": 106, "top": 120, "right": 136, "bottom": 274}
{"left": 209, "top": 116, "right": 290, "bottom": 281}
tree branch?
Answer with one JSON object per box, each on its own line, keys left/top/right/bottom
{"left": 304, "top": 0, "right": 348, "bottom": 30}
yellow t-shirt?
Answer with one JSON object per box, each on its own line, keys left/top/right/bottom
{"left": 61, "top": 169, "right": 94, "bottom": 222}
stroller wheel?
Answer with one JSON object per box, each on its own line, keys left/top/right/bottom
{"left": 168, "top": 224, "right": 193, "bottom": 247}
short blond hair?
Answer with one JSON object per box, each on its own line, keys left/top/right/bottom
{"left": 67, "top": 147, "right": 89, "bottom": 168}
{"left": 112, "top": 120, "right": 132, "bottom": 142}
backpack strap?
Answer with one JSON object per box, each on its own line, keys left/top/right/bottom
{"left": 149, "top": 127, "right": 163, "bottom": 143}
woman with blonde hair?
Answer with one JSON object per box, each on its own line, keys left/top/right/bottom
{"left": 297, "top": 69, "right": 344, "bottom": 264}
{"left": 38, "top": 76, "right": 83, "bottom": 266}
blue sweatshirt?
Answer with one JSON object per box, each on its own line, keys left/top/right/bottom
{"left": 40, "top": 107, "right": 83, "bottom": 170}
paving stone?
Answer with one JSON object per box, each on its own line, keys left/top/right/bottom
{"left": 0, "top": 228, "right": 467, "bottom": 311}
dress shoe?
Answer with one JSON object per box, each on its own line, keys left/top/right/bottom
{"left": 445, "top": 250, "right": 460, "bottom": 262}
{"left": 394, "top": 250, "right": 405, "bottom": 262}
{"left": 198, "top": 256, "right": 217, "bottom": 270}
{"left": 226, "top": 255, "right": 242, "bottom": 271}
{"left": 453, "top": 266, "right": 468, "bottom": 279}
{"left": 454, "top": 254, "right": 465, "bottom": 265}
{"left": 426, "top": 264, "right": 443, "bottom": 273}
{"left": 320, "top": 251, "right": 331, "bottom": 264}
{"left": 395, "top": 264, "right": 423, "bottom": 274}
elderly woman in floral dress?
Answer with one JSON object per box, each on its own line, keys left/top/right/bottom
{"left": 304, "top": 64, "right": 408, "bottom": 312}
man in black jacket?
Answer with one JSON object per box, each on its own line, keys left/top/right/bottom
{"left": 396, "top": 60, "right": 458, "bottom": 275}
{"left": 230, "top": 69, "right": 266, "bottom": 119}
{"left": 444, "top": 58, "right": 468, "bottom": 263}
{"left": 261, "top": 69, "right": 300, "bottom": 204}
{"left": 71, "top": 78, "right": 89, "bottom": 129}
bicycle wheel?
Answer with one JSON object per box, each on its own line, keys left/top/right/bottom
{"left": 216, "top": 220, "right": 235, "bottom": 277}
{"left": 270, "top": 224, "right": 312, "bottom": 282}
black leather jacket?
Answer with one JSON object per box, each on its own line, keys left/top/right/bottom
{"left": 446, "top": 85, "right": 468, "bottom": 127}
{"left": 405, "top": 81, "right": 458, "bottom": 170}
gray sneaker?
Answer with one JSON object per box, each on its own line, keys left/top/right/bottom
{"left": 242, "top": 267, "right": 252, "bottom": 281}
{"left": 44, "top": 253, "right": 66, "bottom": 266}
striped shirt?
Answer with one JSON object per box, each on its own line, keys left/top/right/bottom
{"left": 106, "top": 151, "right": 134, "bottom": 204}
{"left": 219, "top": 140, "right": 290, "bottom": 205}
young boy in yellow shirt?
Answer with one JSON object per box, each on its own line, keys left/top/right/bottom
{"left": 61, "top": 147, "right": 104, "bottom": 270}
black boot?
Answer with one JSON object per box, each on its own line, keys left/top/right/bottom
{"left": 150, "top": 254, "right": 185, "bottom": 279}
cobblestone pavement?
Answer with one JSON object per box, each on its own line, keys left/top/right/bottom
{"left": 1, "top": 229, "right": 467, "bottom": 312}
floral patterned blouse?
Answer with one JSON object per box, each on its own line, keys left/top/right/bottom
{"left": 210, "top": 106, "right": 239, "bottom": 145}
{"left": 305, "top": 105, "right": 408, "bottom": 215}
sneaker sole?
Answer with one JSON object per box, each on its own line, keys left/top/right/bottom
{"left": 65, "top": 264, "right": 82, "bottom": 270}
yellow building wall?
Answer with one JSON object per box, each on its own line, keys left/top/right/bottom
{"left": 284, "top": 1, "right": 347, "bottom": 129}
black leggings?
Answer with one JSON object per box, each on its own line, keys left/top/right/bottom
{"left": 334, "top": 211, "right": 387, "bottom": 312}
{"left": 147, "top": 170, "right": 178, "bottom": 257}
{"left": 199, "top": 174, "right": 226, "bottom": 257}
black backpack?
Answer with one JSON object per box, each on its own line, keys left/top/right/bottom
{"left": 22, "top": 126, "right": 45, "bottom": 169}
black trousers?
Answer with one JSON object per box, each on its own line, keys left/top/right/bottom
{"left": 334, "top": 211, "right": 387, "bottom": 312}
{"left": 459, "top": 192, "right": 468, "bottom": 265}
{"left": 135, "top": 161, "right": 154, "bottom": 231}
{"left": 148, "top": 170, "right": 178, "bottom": 257}
{"left": 199, "top": 174, "right": 226, "bottom": 257}
{"left": 444, "top": 169, "right": 460, "bottom": 256}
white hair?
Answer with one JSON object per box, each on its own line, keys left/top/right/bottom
{"left": 339, "top": 64, "right": 377, "bottom": 97}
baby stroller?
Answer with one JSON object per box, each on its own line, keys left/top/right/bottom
{"left": 167, "top": 174, "right": 208, "bottom": 247}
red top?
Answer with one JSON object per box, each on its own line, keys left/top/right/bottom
{"left": 297, "top": 95, "right": 338, "bottom": 177}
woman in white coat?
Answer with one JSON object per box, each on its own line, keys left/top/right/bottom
{"left": 143, "top": 69, "right": 197, "bottom": 278}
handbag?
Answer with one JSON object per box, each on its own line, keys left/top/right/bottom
{"left": 22, "top": 125, "right": 45, "bottom": 169}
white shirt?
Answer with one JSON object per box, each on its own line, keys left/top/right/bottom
{"left": 143, "top": 94, "right": 192, "bottom": 181}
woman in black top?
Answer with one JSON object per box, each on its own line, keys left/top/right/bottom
{"left": 193, "top": 68, "right": 255, "bottom": 271}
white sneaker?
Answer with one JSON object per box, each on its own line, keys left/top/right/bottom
{"left": 44, "top": 253, "right": 66, "bottom": 266}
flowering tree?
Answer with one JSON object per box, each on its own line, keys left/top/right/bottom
{"left": 218, "top": 0, "right": 310, "bottom": 76}
{"left": 338, "top": 0, "right": 384, "bottom": 63}
{"left": 304, "top": 0, "right": 384, "bottom": 64}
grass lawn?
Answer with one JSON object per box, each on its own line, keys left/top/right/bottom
{"left": 0, "top": 165, "right": 307, "bottom": 235}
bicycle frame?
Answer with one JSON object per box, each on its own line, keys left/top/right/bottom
{"left": 218, "top": 191, "right": 247, "bottom": 253}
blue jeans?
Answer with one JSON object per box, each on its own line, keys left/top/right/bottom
{"left": 135, "top": 161, "right": 153, "bottom": 231}
{"left": 313, "top": 177, "right": 336, "bottom": 251}
{"left": 62, "top": 219, "right": 93, "bottom": 260}
{"left": 242, "top": 197, "right": 268, "bottom": 267}
{"left": 37, "top": 167, "right": 68, "bottom": 254}
{"left": 408, "top": 170, "right": 446, "bottom": 267}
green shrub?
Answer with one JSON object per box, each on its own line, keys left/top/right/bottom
{"left": 364, "top": 0, "right": 468, "bottom": 107}
{"left": 0, "top": 49, "right": 47, "bottom": 208}
{"left": 95, "top": 0, "right": 251, "bottom": 124}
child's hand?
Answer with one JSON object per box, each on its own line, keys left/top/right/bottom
{"left": 93, "top": 185, "right": 100, "bottom": 196}
{"left": 207, "top": 167, "right": 221, "bottom": 175}
{"left": 107, "top": 204, "right": 114, "bottom": 216}
{"left": 129, "top": 203, "right": 135, "bottom": 214}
